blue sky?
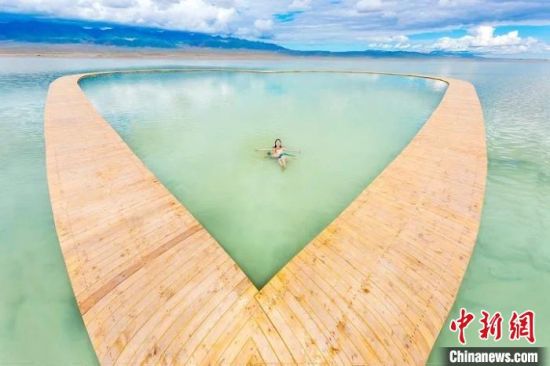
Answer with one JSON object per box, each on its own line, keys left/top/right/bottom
{"left": 1, "top": 0, "right": 549, "bottom": 57}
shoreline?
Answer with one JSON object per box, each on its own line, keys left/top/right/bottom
{"left": 1, "top": 43, "right": 548, "bottom": 62}
{"left": 0, "top": 45, "right": 291, "bottom": 60}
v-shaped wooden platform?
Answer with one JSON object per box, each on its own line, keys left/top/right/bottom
{"left": 45, "top": 70, "right": 486, "bottom": 365}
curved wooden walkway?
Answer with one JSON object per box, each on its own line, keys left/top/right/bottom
{"left": 45, "top": 70, "right": 486, "bottom": 365}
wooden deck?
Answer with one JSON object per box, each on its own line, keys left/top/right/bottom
{"left": 45, "top": 70, "right": 486, "bottom": 365}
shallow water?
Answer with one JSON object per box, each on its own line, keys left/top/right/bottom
{"left": 0, "top": 57, "right": 548, "bottom": 365}
{"left": 80, "top": 70, "right": 444, "bottom": 288}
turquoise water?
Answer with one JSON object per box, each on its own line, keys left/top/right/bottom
{"left": 80, "top": 70, "right": 444, "bottom": 288}
{"left": 0, "top": 57, "right": 548, "bottom": 365}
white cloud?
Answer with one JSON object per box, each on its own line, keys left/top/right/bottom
{"left": 1, "top": 0, "right": 550, "bottom": 56}
{"left": 363, "top": 34, "right": 410, "bottom": 49}
{"left": 101, "top": 0, "right": 136, "bottom": 9}
{"left": 254, "top": 18, "right": 273, "bottom": 32}
{"left": 437, "top": 0, "right": 478, "bottom": 7}
{"left": 145, "top": 0, "right": 236, "bottom": 32}
{"left": 289, "top": 0, "right": 311, "bottom": 11}
{"left": 367, "top": 42, "right": 411, "bottom": 49}
{"left": 367, "top": 34, "right": 409, "bottom": 43}
{"left": 234, "top": 18, "right": 273, "bottom": 38}
{"left": 1, "top": 0, "right": 237, "bottom": 33}
{"left": 434, "top": 25, "right": 541, "bottom": 54}
{"left": 252, "top": 18, "right": 273, "bottom": 37}
{"left": 356, "top": 0, "right": 382, "bottom": 13}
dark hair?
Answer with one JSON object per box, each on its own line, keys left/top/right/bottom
{"left": 273, "top": 138, "right": 282, "bottom": 148}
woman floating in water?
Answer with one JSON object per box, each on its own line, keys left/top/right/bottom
{"left": 271, "top": 138, "right": 288, "bottom": 169}
{"left": 256, "top": 139, "right": 299, "bottom": 170}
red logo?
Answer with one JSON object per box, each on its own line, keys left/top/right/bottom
{"left": 449, "top": 309, "right": 536, "bottom": 345}
{"left": 509, "top": 310, "right": 536, "bottom": 344}
{"left": 479, "top": 310, "right": 503, "bottom": 341}
{"left": 449, "top": 308, "right": 475, "bottom": 345}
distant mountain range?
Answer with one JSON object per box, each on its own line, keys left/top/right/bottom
{"left": 0, "top": 12, "right": 476, "bottom": 58}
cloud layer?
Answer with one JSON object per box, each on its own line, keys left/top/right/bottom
{"left": 434, "top": 26, "right": 545, "bottom": 54}
{"left": 1, "top": 0, "right": 237, "bottom": 33}
{"left": 1, "top": 0, "right": 549, "bottom": 55}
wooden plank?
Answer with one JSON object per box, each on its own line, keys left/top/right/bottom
{"left": 45, "top": 70, "right": 486, "bottom": 365}
{"left": 258, "top": 76, "right": 486, "bottom": 365}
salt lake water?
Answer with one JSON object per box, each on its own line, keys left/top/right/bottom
{"left": 0, "top": 57, "right": 548, "bottom": 365}
{"left": 80, "top": 70, "right": 445, "bottom": 288}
